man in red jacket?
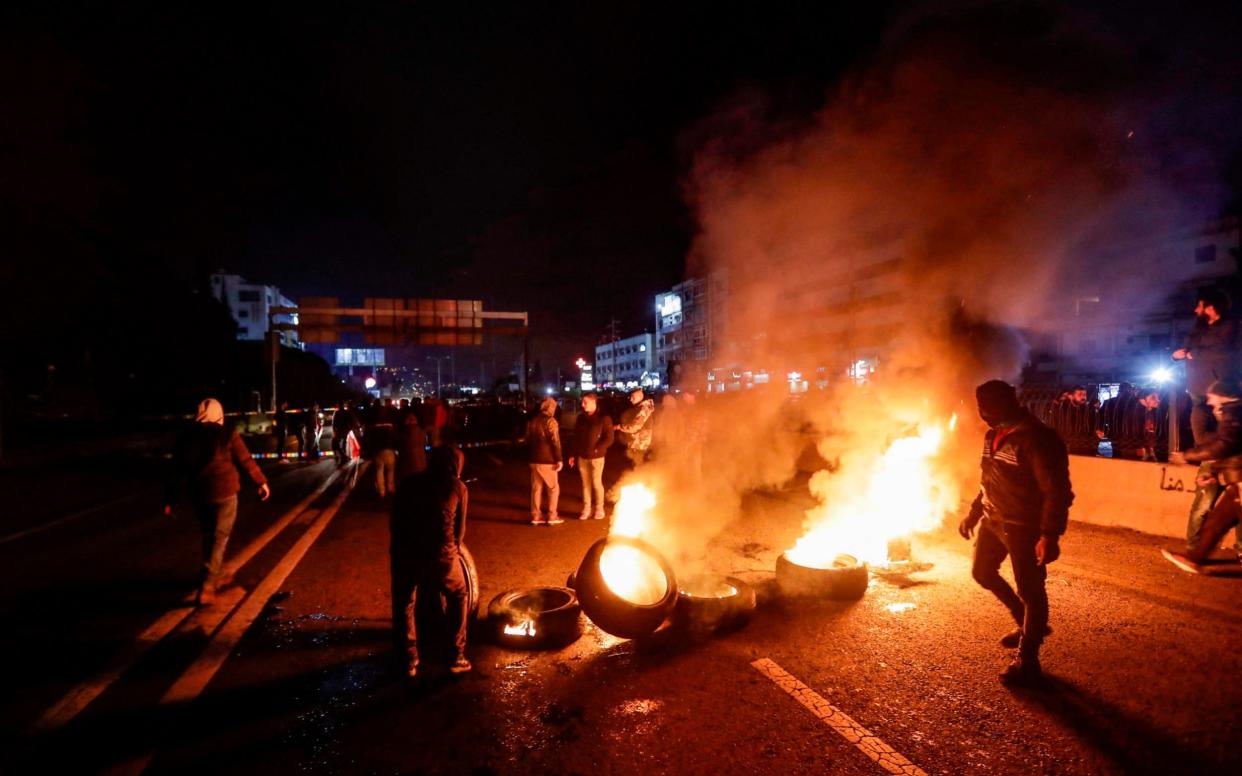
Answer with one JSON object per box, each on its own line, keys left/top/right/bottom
{"left": 165, "top": 398, "right": 270, "bottom": 605}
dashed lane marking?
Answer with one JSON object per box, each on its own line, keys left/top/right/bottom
{"left": 751, "top": 657, "right": 928, "bottom": 776}
{"left": 26, "top": 465, "right": 345, "bottom": 733}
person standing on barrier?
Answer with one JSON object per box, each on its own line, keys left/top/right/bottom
{"left": 390, "top": 445, "right": 471, "bottom": 677}
{"left": 1173, "top": 289, "right": 1238, "bottom": 445}
{"left": 959, "top": 380, "right": 1073, "bottom": 686}
{"left": 1163, "top": 379, "right": 1242, "bottom": 572}
{"left": 526, "top": 396, "right": 563, "bottom": 526}
{"left": 165, "top": 398, "right": 270, "bottom": 606}
{"left": 568, "top": 392, "right": 613, "bottom": 520}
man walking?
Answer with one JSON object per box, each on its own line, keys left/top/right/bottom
{"left": 526, "top": 396, "right": 563, "bottom": 526}
{"left": 568, "top": 392, "right": 613, "bottom": 520}
{"left": 959, "top": 380, "right": 1074, "bottom": 685}
{"left": 166, "top": 398, "right": 271, "bottom": 605}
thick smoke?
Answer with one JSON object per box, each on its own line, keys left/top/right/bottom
{"left": 618, "top": 1, "right": 1242, "bottom": 570}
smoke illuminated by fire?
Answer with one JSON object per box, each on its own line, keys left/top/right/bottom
{"left": 787, "top": 415, "right": 959, "bottom": 567}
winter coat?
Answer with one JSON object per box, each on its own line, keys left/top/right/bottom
{"left": 168, "top": 423, "right": 267, "bottom": 504}
{"left": 1185, "top": 400, "right": 1242, "bottom": 483}
{"left": 617, "top": 398, "right": 656, "bottom": 452}
{"left": 1182, "top": 319, "right": 1240, "bottom": 396}
{"left": 966, "top": 411, "right": 1074, "bottom": 537}
{"left": 571, "top": 410, "right": 614, "bottom": 460}
{"left": 397, "top": 415, "right": 428, "bottom": 479}
{"left": 526, "top": 410, "right": 562, "bottom": 465}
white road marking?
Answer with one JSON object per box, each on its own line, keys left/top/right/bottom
{"left": 26, "top": 465, "right": 345, "bottom": 733}
{"left": 161, "top": 463, "right": 360, "bottom": 706}
{"left": 751, "top": 657, "right": 928, "bottom": 776}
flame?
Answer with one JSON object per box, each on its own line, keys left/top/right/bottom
{"left": 599, "top": 483, "right": 668, "bottom": 605}
{"left": 786, "top": 417, "right": 958, "bottom": 567}
{"left": 503, "top": 620, "right": 537, "bottom": 637}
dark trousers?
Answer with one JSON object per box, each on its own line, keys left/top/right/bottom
{"left": 1187, "top": 483, "right": 1242, "bottom": 563}
{"left": 193, "top": 496, "right": 238, "bottom": 590}
{"left": 1190, "top": 394, "right": 1214, "bottom": 446}
{"left": 971, "top": 518, "right": 1048, "bottom": 656}
{"left": 391, "top": 554, "right": 469, "bottom": 665}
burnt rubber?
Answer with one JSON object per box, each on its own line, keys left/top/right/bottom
{"left": 487, "top": 586, "right": 582, "bottom": 650}
{"left": 574, "top": 536, "right": 679, "bottom": 639}
{"left": 673, "top": 575, "right": 756, "bottom": 636}
{"left": 775, "top": 552, "right": 869, "bottom": 600}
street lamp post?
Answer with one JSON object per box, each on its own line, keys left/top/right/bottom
{"left": 426, "top": 355, "right": 451, "bottom": 397}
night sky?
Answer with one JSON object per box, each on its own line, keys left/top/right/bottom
{"left": 4, "top": 1, "right": 1240, "bottom": 377}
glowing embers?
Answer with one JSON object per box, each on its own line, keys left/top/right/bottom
{"left": 502, "top": 620, "right": 536, "bottom": 637}
{"left": 487, "top": 587, "right": 581, "bottom": 649}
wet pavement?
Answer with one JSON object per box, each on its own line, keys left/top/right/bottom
{"left": 3, "top": 445, "right": 1241, "bottom": 774}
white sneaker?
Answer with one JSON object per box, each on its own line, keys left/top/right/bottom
{"left": 592, "top": 510, "right": 606, "bottom": 520}
{"left": 547, "top": 515, "right": 564, "bottom": 525}
{"left": 578, "top": 511, "right": 591, "bottom": 520}
{"left": 530, "top": 516, "right": 546, "bottom": 526}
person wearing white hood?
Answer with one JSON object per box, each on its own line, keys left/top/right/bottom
{"left": 165, "top": 398, "right": 270, "bottom": 605}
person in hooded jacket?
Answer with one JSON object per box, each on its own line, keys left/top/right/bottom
{"left": 165, "top": 399, "right": 270, "bottom": 605}
{"left": 959, "top": 380, "right": 1073, "bottom": 685}
{"left": 1163, "top": 378, "right": 1242, "bottom": 572}
{"left": 526, "top": 396, "right": 563, "bottom": 525}
{"left": 389, "top": 445, "right": 471, "bottom": 677}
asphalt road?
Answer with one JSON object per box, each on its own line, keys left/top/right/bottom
{"left": 3, "top": 444, "right": 1240, "bottom": 775}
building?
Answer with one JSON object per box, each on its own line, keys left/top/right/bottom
{"left": 654, "top": 273, "right": 728, "bottom": 386}
{"left": 1029, "top": 216, "right": 1240, "bottom": 386}
{"left": 595, "top": 333, "right": 656, "bottom": 388}
{"left": 210, "top": 272, "right": 301, "bottom": 348}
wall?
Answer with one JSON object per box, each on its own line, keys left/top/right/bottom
{"left": 1068, "top": 455, "right": 1198, "bottom": 539}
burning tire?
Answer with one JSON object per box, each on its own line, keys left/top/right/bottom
{"left": 460, "top": 544, "right": 481, "bottom": 619}
{"left": 673, "top": 575, "right": 756, "bottom": 635}
{"left": 574, "top": 536, "right": 679, "bottom": 639}
{"left": 487, "top": 586, "right": 582, "bottom": 650}
{"left": 776, "top": 552, "right": 869, "bottom": 600}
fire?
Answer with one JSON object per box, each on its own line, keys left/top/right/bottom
{"left": 786, "top": 416, "right": 958, "bottom": 567}
{"left": 503, "top": 620, "right": 537, "bottom": 637}
{"left": 600, "top": 484, "right": 669, "bottom": 605}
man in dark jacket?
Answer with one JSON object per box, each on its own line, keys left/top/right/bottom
{"left": 390, "top": 446, "right": 471, "bottom": 677}
{"left": 569, "top": 392, "right": 613, "bottom": 520}
{"left": 1172, "top": 289, "right": 1239, "bottom": 445}
{"left": 1163, "top": 378, "right": 1242, "bottom": 572}
{"left": 526, "top": 396, "right": 563, "bottom": 526}
{"left": 960, "top": 380, "right": 1074, "bottom": 685}
{"left": 331, "top": 404, "right": 358, "bottom": 464}
{"left": 1046, "top": 386, "right": 1100, "bottom": 456}
{"left": 165, "top": 398, "right": 271, "bottom": 605}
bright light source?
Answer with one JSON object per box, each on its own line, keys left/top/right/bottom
{"left": 1150, "top": 366, "right": 1173, "bottom": 384}
{"left": 364, "top": 377, "right": 377, "bottom": 389}
{"left": 546, "top": 386, "right": 554, "bottom": 395}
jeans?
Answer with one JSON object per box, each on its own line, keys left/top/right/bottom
{"left": 391, "top": 554, "right": 469, "bottom": 665}
{"left": 578, "top": 456, "right": 605, "bottom": 514}
{"left": 529, "top": 463, "right": 560, "bottom": 519}
{"left": 1187, "top": 483, "right": 1242, "bottom": 563}
{"left": 971, "top": 518, "right": 1048, "bottom": 657}
{"left": 193, "top": 496, "right": 238, "bottom": 590}
{"left": 1189, "top": 394, "right": 1214, "bottom": 446}
{"left": 1187, "top": 462, "right": 1223, "bottom": 549}
{"left": 373, "top": 449, "right": 397, "bottom": 497}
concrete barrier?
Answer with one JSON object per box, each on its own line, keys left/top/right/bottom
{"left": 1068, "top": 456, "right": 1196, "bottom": 539}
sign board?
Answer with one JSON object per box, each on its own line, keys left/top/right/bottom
{"left": 335, "top": 348, "right": 386, "bottom": 366}
{"left": 299, "top": 296, "right": 339, "bottom": 343}
{"left": 363, "top": 298, "right": 483, "bottom": 346}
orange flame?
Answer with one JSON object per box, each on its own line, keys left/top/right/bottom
{"left": 787, "top": 416, "right": 958, "bottom": 567}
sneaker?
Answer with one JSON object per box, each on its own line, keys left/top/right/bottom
{"left": 449, "top": 654, "right": 472, "bottom": 674}
{"left": 1000, "top": 625, "right": 1052, "bottom": 648}
{"left": 530, "top": 515, "right": 546, "bottom": 526}
{"left": 578, "top": 511, "right": 592, "bottom": 520}
{"left": 546, "top": 514, "right": 564, "bottom": 525}
{"left": 1162, "top": 548, "right": 1203, "bottom": 574}
{"left": 592, "top": 509, "right": 606, "bottom": 520}
{"left": 999, "top": 654, "right": 1042, "bottom": 686}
